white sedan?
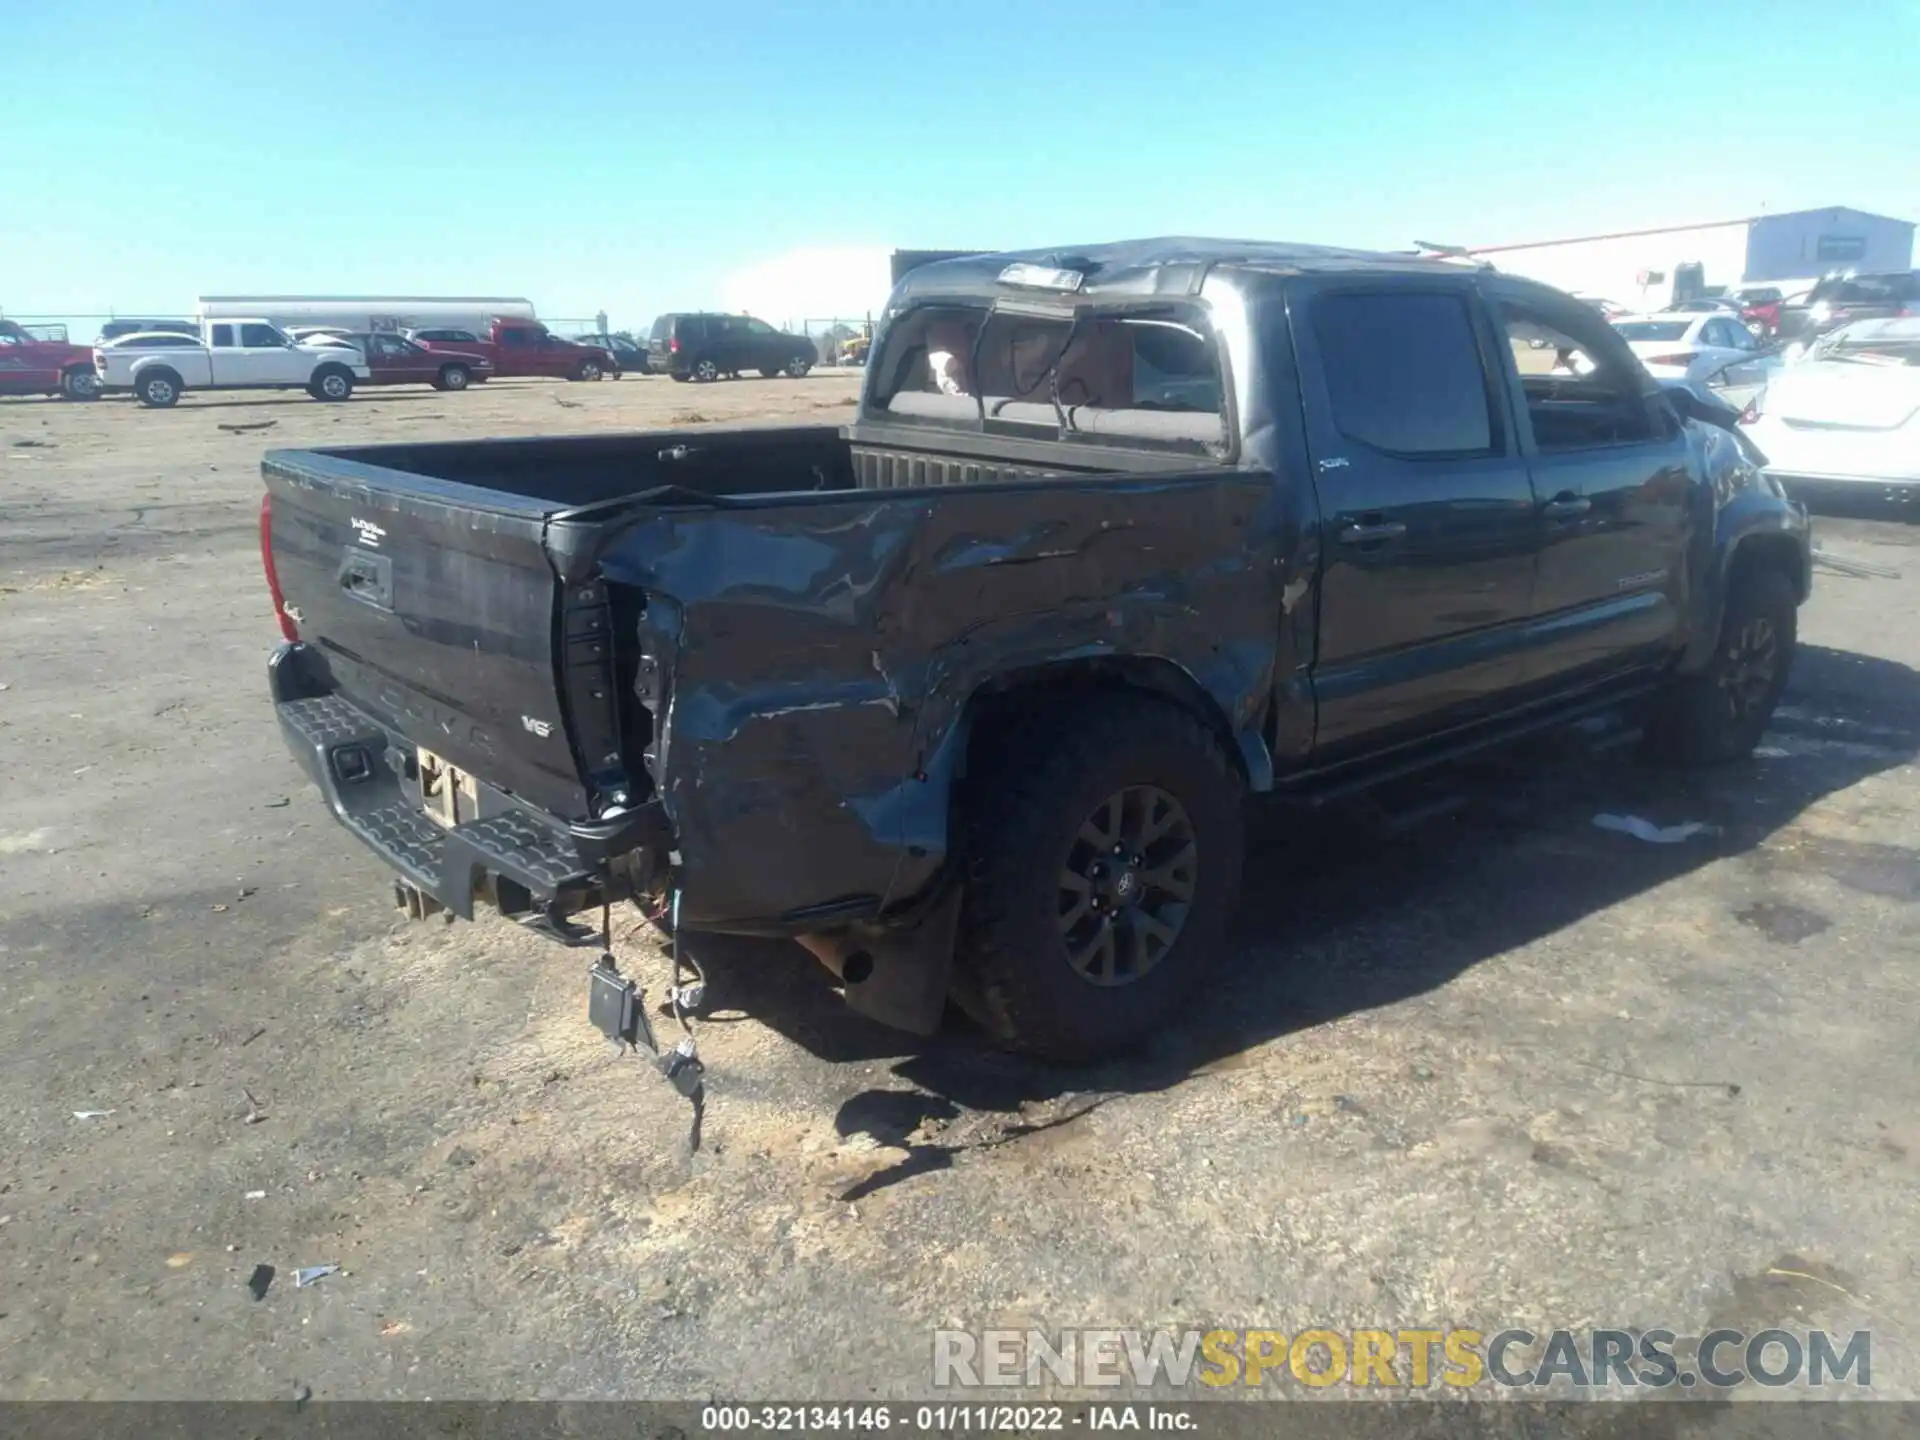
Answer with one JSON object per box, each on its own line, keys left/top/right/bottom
{"left": 1739, "top": 318, "right": 1920, "bottom": 500}
{"left": 1613, "top": 312, "right": 1777, "bottom": 389}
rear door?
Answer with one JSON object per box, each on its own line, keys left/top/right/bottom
{"left": 493, "top": 325, "right": 537, "bottom": 375}
{"left": 1286, "top": 276, "right": 1541, "bottom": 750}
{"left": 263, "top": 456, "right": 589, "bottom": 817}
{"left": 372, "top": 334, "right": 433, "bottom": 384}
{"left": 717, "top": 316, "right": 755, "bottom": 372}
{"left": 0, "top": 330, "right": 56, "bottom": 392}
{"left": 1486, "top": 283, "right": 1693, "bottom": 688}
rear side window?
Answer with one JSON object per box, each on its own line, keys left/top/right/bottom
{"left": 1311, "top": 291, "right": 1493, "bottom": 456}
{"left": 1614, "top": 321, "right": 1692, "bottom": 342}
{"left": 210, "top": 324, "right": 235, "bottom": 348}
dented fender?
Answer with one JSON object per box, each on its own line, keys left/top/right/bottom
{"left": 1678, "top": 421, "right": 1813, "bottom": 674}
{"left": 600, "top": 473, "right": 1289, "bottom": 932}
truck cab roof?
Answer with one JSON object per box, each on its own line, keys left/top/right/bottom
{"left": 886, "top": 236, "right": 1496, "bottom": 307}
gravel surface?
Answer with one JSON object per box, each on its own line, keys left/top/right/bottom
{"left": 2, "top": 376, "right": 1916, "bottom": 1406}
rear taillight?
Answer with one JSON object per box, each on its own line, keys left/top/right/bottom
{"left": 1644, "top": 353, "right": 1695, "bottom": 368}
{"left": 259, "top": 493, "right": 299, "bottom": 642}
{"left": 668, "top": 336, "right": 680, "bottom": 352}
{"left": 1740, "top": 393, "right": 1763, "bottom": 424}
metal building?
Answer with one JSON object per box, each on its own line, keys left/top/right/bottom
{"left": 1464, "top": 207, "right": 1914, "bottom": 310}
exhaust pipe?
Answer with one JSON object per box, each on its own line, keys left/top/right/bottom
{"left": 795, "top": 933, "right": 875, "bottom": 986}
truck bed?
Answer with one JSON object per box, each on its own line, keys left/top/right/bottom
{"left": 262, "top": 422, "right": 1274, "bottom": 935}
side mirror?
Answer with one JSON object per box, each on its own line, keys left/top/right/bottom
{"left": 1527, "top": 336, "right": 1550, "bottom": 350}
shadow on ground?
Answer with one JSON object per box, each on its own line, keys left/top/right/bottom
{"left": 673, "top": 644, "right": 1920, "bottom": 1197}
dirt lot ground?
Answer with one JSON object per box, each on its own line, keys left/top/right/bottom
{"left": 2, "top": 375, "right": 1918, "bottom": 1413}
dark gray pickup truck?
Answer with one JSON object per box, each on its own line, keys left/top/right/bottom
{"left": 261, "top": 238, "right": 1810, "bottom": 1059}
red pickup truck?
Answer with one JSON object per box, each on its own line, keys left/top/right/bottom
{"left": 408, "top": 318, "right": 614, "bottom": 382}
{"left": 0, "top": 320, "right": 101, "bottom": 400}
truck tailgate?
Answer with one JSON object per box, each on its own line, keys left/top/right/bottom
{"left": 263, "top": 450, "right": 589, "bottom": 819}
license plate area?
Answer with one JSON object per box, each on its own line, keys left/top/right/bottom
{"left": 417, "top": 746, "right": 478, "bottom": 829}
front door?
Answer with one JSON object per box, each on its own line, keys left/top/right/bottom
{"left": 745, "top": 317, "right": 783, "bottom": 371}
{"left": 1286, "top": 279, "right": 1541, "bottom": 751}
{"left": 0, "top": 332, "right": 57, "bottom": 393}
{"left": 1696, "top": 316, "right": 1771, "bottom": 389}
{"left": 234, "top": 321, "right": 305, "bottom": 384}
{"left": 366, "top": 334, "right": 419, "bottom": 384}
{"left": 494, "top": 326, "right": 537, "bottom": 375}
{"left": 1486, "top": 284, "right": 1693, "bottom": 688}
{"left": 533, "top": 330, "right": 573, "bottom": 377}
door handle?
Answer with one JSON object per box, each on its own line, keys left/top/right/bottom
{"left": 1542, "top": 493, "right": 1592, "bottom": 520}
{"left": 337, "top": 549, "right": 393, "bottom": 611}
{"left": 1337, "top": 518, "right": 1407, "bottom": 545}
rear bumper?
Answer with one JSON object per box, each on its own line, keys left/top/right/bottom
{"left": 269, "top": 643, "right": 671, "bottom": 924}
{"left": 269, "top": 640, "right": 953, "bottom": 1034}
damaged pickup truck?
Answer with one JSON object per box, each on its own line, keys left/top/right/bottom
{"left": 261, "top": 238, "right": 1810, "bottom": 1059}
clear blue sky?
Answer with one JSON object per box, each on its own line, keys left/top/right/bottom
{"left": 4, "top": 0, "right": 1916, "bottom": 330}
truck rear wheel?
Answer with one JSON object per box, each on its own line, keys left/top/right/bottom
{"left": 952, "top": 693, "right": 1245, "bottom": 1061}
{"left": 61, "top": 367, "right": 101, "bottom": 401}
{"left": 136, "top": 370, "right": 181, "bottom": 408}
{"left": 310, "top": 366, "right": 354, "bottom": 402}
{"left": 1643, "top": 564, "right": 1797, "bottom": 765}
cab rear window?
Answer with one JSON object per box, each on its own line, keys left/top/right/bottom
{"left": 867, "top": 303, "right": 1228, "bottom": 456}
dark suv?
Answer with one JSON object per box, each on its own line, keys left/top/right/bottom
{"left": 1776, "top": 271, "right": 1920, "bottom": 348}
{"left": 648, "top": 312, "right": 816, "bottom": 382}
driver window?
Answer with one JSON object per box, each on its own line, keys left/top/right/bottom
{"left": 1497, "top": 299, "right": 1657, "bottom": 450}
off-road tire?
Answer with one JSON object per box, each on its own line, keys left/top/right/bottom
{"left": 1643, "top": 565, "right": 1797, "bottom": 765}
{"left": 952, "top": 693, "right": 1245, "bottom": 1061}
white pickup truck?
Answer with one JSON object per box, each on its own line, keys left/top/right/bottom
{"left": 93, "top": 318, "right": 371, "bottom": 408}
